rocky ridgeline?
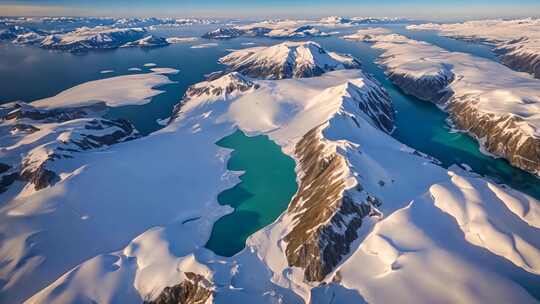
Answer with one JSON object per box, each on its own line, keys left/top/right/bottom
{"left": 201, "top": 27, "right": 247, "bottom": 39}
{"left": 146, "top": 272, "right": 213, "bottom": 304}
{"left": 447, "top": 96, "right": 540, "bottom": 175}
{"left": 343, "top": 80, "right": 395, "bottom": 133}
{"left": 282, "top": 76, "right": 393, "bottom": 282}
{"left": 169, "top": 72, "right": 259, "bottom": 123}
{"left": 0, "top": 102, "right": 139, "bottom": 192}
{"left": 494, "top": 38, "right": 540, "bottom": 79}
{"left": 385, "top": 65, "right": 455, "bottom": 102}
{"left": 284, "top": 126, "right": 382, "bottom": 282}
{"left": 39, "top": 26, "right": 147, "bottom": 51}
{"left": 202, "top": 25, "right": 325, "bottom": 40}
{"left": 0, "top": 25, "right": 171, "bottom": 52}
{"left": 165, "top": 40, "right": 393, "bottom": 283}
{"left": 219, "top": 41, "right": 361, "bottom": 80}
{"left": 365, "top": 33, "right": 540, "bottom": 177}
{"left": 121, "top": 35, "right": 170, "bottom": 48}
{"left": 385, "top": 70, "right": 540, "bottom": 176}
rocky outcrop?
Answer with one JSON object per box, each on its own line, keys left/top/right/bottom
{"left": 146, "top": 272, "right": 213, "bottom": 304}
{"left": 184, "top": 72, "right": 258, "bottom": 99}
{"left": 201, "top": 27, "right": 246, "bottom": 39}
{"left": 3, "top": 101, "right": 107, "bottom": 122}
{"left": 219, "top": 41, "right": 361, "bottom": 80}
{"left": 169, "top": 72, "right": 259, "bottom": 123}
{"left": 385, "top": 71, "right": 540, "bottom": 176}
{"left": 20, "top": 118, "right": 139, "bottom": 190}
{"left": 367, "top": 33, "right": 540, "bottom": 176}
{"left": 201, "top": 25, "right": 326, "bottom": 40}
{"left": 1, "top": 102, "right": 140, "bottom": 192}
{"left": 447, "top": 96, "right": 540, "bottom": 175}
{"left": 122, "top": 35, "right": 170, "bottom": 48}
{"left": 385, "top": 66, "right": 455, "bottom": 102}
{"left": 284, "top": 127, "right": 381, "bottom": 282}
{"left": 494, "top": 38, "right": 540, "bottom": 79}
{"left": 39, "top": 26, "right": 148, "bottom": 52}
{"left": 343, "top": 80, "right": 395, "bottom": 133}
{"left": 0, "top": 26, "right": 46, "bottom": 41}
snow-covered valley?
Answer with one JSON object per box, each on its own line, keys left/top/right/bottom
{"left": 1, "top": 16, "right": 540, "bottom": 304}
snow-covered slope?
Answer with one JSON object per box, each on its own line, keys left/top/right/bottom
{"left": 121, "top": 35, "right": 170, "bottom": 48}
{"left": 319, "top": 16, "right": 406, "bottom": 27}
{"left": 2, "top": 40, "right": 540, "bottom": 304}
{"left": 355, "top": 33, "right": 540, "bottom": 177}
{"left": 0, "top": 26, "right": 34, "bottom": 40}
{"left": 39, "top": 26, "right": 148, "bottom": 52}
{"left": 343, "top": 27, "right": 392, "bottom": 40}
{"left": 201, "top": 17, "right": 407, "bottom": 40}
{"left": 333, "top": 172, "right": 540, "bottom": 303}
{"left": 202, "top": 24, "right": 329, "bottom": 40}
{"left": 0, "top": 26, "right": 47, "bottom": 44}
{"left": 219, "top": 41, "right": 361, "bottom": 79}
{"left": 407, "top": 18, "right": 540, "bottom": 79}
{"left": 32, "top": 70, "right": 174, "bottom": 108}
{"left": 0, "top": 17, "right": 215, "bottom": 48}
{"left": 12, "top": 32, "right": 46, "bottom": 44}
{"left": 0, "top": 102, "right": 139, "bottom": 194}
{"left": 0, "top": 70, "right": 175, "bottom": 199}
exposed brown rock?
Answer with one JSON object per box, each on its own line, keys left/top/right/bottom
{"left": 493, "top": 37, "right": 540, "bottom": 79}
{"left": 347, "top": 79, "right": 395, "bottom": 133}
{"left": 218, "top": 42, "right": 361, "bottom": 80}
{"left": 1, "top": 102, "right": 140, "bottom": 192}
{"left": 2, "top": 101, "right": 106, "bottom": 122}
{"left": 20, "top": 164, "right": 59, "bottom": 191}
{"left": 284, "top": 126, "right": 378, "bottom": 282}
{"left": 11, "top": 123, "right": 40, "bottom": 133}
{"left": 169, "top": 72, "right": 259, "bottom": 124}
{"left": 386, "top": 66, "right": 454, "bottom": 102}
{"left": 447, "top": 95, "right": 540, "bottom": 175}
{"left": 386, "top": 71, "right": 540, "bottom": 176}
{"left": 145, "top": 272, "right": 213, "bottom": 304}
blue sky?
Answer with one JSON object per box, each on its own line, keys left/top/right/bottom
{"left": 1, "top": 0, "right": 539, "bottom": 19}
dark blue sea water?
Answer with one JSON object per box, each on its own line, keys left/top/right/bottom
{"left": 2, "top": 23, "right": 540, "bottom": 266}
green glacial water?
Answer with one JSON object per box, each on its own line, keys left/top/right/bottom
{"left": 205, "top": 130, "right": 298, "bottom": 257}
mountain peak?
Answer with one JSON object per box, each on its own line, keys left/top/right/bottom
{"left": 219, "top": 41, "right": 361, "bottom": 79}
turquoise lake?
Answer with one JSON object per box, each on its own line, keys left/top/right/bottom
{"left": 205, "top": 130, "right": 298, "bottom": 257}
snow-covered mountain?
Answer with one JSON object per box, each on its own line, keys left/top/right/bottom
{"left": 1, "top": 39, "right": 539, "bottom": 304}
{"left": 202, "top": 17, "right": 407, "bottom": 40}
{"left": 0, "top": 102, "right": 139, "bottom": 193}
{"left": 112, "top": 17, "right": 218, "bottom": 28}
{"left": 39, "top": 26, "right": 148, "bottom": 52}
{"left": 0, "top": 16, "right": 218, "bottom": 28}
{"left": 219, "top": 41, "right": 361, "bottom": 79}
{"left": 319, "top": 16, "right": 406, "bottom": 26}
{"left": 352, "top": 32, "right": 540, "bottom": 177}
{"left": 121, "top": 35, "right": 170, "bottom": 48}
{"left": 201, "top": 27, "right": 246, "bottom": 39}
{"left": 0, "top": 70, "right": 174, "bottom": 197}
{"left": 202, "top": 24, "right": 329, "bottom": 39}
{"left": 0, "top": 25, "right": 47, "bottom": 42}
{"left": 408, "top": 18, "right": 540, "bottom": 79}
